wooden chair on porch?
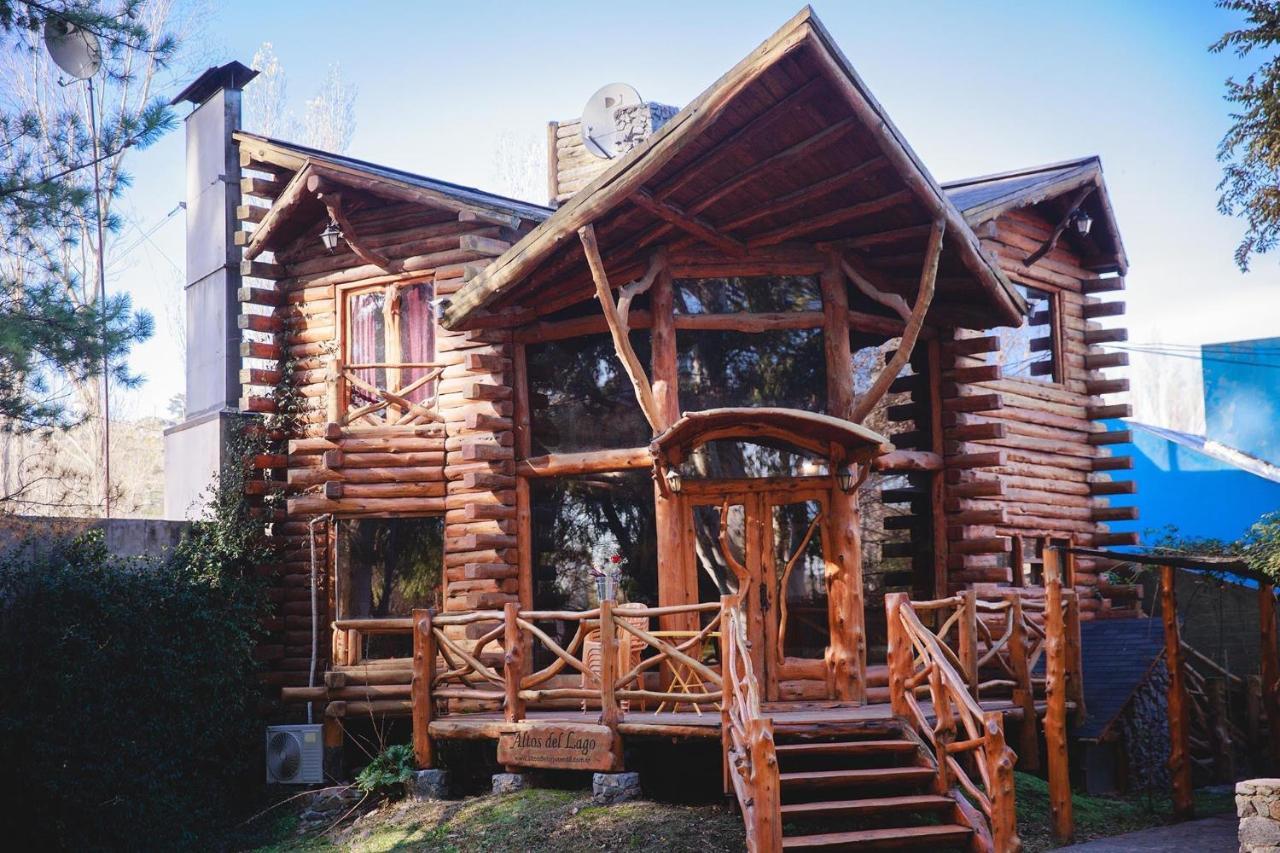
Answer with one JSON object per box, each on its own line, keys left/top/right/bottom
{"left": 582, "top": 603, "right": 649, "bottom": 713}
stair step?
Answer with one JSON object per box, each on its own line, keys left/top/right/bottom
{"left": 782, "top": 823, "right": 972, "bottom": 850}
{"left": 780, "top": 794, "right": 954, "bottom": 820}
{"left": 780, "top": 766, "right": 935, "bottom": 789}
{"left": 776, "top": 739, "right": 917, "bottom": 757}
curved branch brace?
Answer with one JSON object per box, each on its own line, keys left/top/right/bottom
{"left": 578, "top": 224, "right": 665, "bottom": 433}
{"left": 616, "top": 250, "right": 665, "bottom": 332}
{"left": 849, "top": 219, "right": 945, "bottom": 424}
{"left": 841, "top": 256, "right": 912, "bottom": 321}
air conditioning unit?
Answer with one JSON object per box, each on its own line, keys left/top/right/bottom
{"left": 265, "top": 724, "right": 324, "bottom": 784}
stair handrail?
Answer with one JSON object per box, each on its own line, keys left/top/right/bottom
{"left": 720, "top": 593, "right": 782, "bottom": 853}
{"left": 886, "top": 592, "right": 1021, "bottom": 853}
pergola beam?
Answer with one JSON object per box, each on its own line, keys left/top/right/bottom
{"left": 632, "top": 189, "right": 746, "bottom": 256}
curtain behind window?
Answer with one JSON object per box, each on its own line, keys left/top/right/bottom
{"left": 397, "top": 282, "right": 435, "bottom": 404}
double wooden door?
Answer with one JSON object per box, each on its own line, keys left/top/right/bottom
{"left": 686, "top": 481, "right": 834, "bottom": 701}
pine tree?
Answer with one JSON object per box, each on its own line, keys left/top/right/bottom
{"left": 1213, "top": 0, "right": 1280, "bottom": 270}
{"left": 0, "top": 1, "right": 174, "bottom": 432}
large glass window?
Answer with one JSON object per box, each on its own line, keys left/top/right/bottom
{"left": 989, "top": 283, "right": 1057, "bottom": 383}
{"left": 677, "top": 327, "right": 826, "bottom": 412}
{"left": 526, "top": 332, "right": 653, "bottom": 454}
{"left": 530, "top": 471, "right": 658, "bottom": 611}
{"left": 336, "top": 516, "right": 444, "bottom": 618}
{"left": 679, "top": 439, "right": 827, "bottom": 480}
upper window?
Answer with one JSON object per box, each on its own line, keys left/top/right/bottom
{"left": 990, "top": 283, "right": 1057, "bottom": 383}
{"left": 674, "top": 275, "right": 821, "bottom": 314}
{"left": 677, "top": 327, "right": 826, "bottom": 412}
{"left": 344, "top": 281, "right": 437, "bottom": 420}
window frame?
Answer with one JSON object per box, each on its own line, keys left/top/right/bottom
{"left": 333, "top": 512, "right": 446, "bottom": 622}
{"left": 336, "top": 277, "right": 438, "bottom": 422}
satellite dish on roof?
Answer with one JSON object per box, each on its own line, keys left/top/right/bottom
{"left": 43, "top": 17, "right": 101, "bottom": 80}
{"left": 581, "top": 82, "right": 642, "bottom": 160}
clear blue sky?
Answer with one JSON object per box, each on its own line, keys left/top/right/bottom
{"left": 115, "top": 0, "right": 1278, "bottom": 421}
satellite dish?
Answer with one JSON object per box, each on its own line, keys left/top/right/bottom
{"left": 43, "top": 17, "right": 102, "bottom": 80}
{"left": 581, "top": 82, "right": 642, "bottom": 160}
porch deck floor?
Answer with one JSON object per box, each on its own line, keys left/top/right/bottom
{"left": 426, "top": 698, "right": 1037, "bottom": 742}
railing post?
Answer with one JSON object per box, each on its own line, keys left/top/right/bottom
{"left": 719, "top": 595, "right": 734, "bottom": 798}
{"left": 983, "top": 711, "right": 1021, "bottom": 853}
{"left": 885, "top": 593, "right": 912, "bottom": 718}
{"left": 752, "top": 717, "right": 782, "bottom": 853}
{"left": 1162, "top": 564, "right": 1195, "bottom": 820}
{"left": 599, "top": 599, "right": 621, "bottom": 728}
{"left": 326, "top": 357, "right": 343, "bottom": 425}
{"left": 928, "top": 662, "right": 954, "bottom": 793}
{"left": 1005, "top": 591, "right": 1039, "bottom": 771}
{"left": 957, "top": 587, "right": 979, "bottom": 696}
{"left": 1260, "top": 581, "right": 1280, "bottom": 771}
{"left": 1044, "top": 547, "right": 1073, "bottom": 844}
{"left": 411, "top": 607, "right": 435, "bottom": 769}
{"left": 503, "top": 602, "right": 525, "bottom": 723}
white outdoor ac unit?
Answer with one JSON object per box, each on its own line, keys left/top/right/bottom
{"left": 265, "top": 724, "right": 324, "bottom": 784}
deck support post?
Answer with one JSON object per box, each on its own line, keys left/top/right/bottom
{"left": 1161, "top": 564, "right": 1194, "bottom": 821}
{"left": 411, "top": 608, "right": 435, "bottom": 769}
{"left": 1260, "top": 581, "right": 1280, "bottom": 772}
{"left": 1043, "top": 547, "right": 1073, "bottom": 844}
{"left": 503, "top": 602, "right": 525, "bottom": 724}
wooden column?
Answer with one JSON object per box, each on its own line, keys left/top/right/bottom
{"left": 513, "top": 345, "right": 534, "bottom": 614}
{"left": 1161, "top": 564, "right": 1194, "bottom": 820}
{"left": 650, "top": 260, "right": 692, "bottom": 632}
{"left": 983, "top": 711, "right": 1021, "bottom": 853}
{"left": 820, "top": 255, "right": 865, "bottom": 703}
{"left": 1043, "top": 547, "right": 1073, "bottom": 844}
{"left": 411, "top": 607, "right": 435, "bottom": 769}
{"left": 1260, "top": 581, "right": 1280, "bottom": 771}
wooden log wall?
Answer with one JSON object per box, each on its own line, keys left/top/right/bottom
{"left": 234, "top": 144, "right": 537, "bottom": 694}
{"left": 932, "top": 206, "right": 1137, "bottom": 618}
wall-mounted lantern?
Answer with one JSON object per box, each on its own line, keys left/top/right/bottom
{"left": 1072, "top": 209, "right": 1093, "bottom": 237}
{"left": 319, "top": 217, "right": 343, "bottom": 252}
{"left": 664, "top": 467, "right": 683, "bottom": 494}
{"left": 837, "top": 464, "right": 857, "bottom": 493}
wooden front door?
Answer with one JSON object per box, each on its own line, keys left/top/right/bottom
{"left": 686, "top": 481, "right": 833, "bottom": 701}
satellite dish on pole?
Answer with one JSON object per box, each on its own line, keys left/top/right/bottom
{"left": 580, "top": 82, "right": 642, "bottom": 160}
{"left": 43, "top": 17, "right": 102, "bottom": 80}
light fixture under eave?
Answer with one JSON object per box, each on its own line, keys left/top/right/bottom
{"left": 319, "top": 218, "right": 343, "bottom": 252}
{"left": 837, "top": 464, "right": 857, "bottom": 493}
{"left": 664, "top": 467, "right": 683, "bottom": 494}
{"left": 1072, "top": 209, "right": 1093, "bottom": 237}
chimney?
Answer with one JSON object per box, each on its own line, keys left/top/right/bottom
{"left": 162, "top": 61, "right": 258, "bottom": 520}
{"left": 547, "top": 100, "right": 677, "bottom": 206}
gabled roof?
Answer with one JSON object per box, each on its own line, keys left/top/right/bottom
{"left": 443, "top": 6, "right": 1026, "bottom": 331}
{"left": 943, "top": 156, "right": 1128, "bottom": 274}
{"left": 234, "top": 131, "right": 552, "bottom": 223}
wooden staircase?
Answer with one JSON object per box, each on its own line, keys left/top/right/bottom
{"left": 773, "top": 715, "right": 972, "bottom": 851}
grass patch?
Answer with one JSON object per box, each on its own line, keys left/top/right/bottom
{"left": 1015, "top": 772, "right": 1235, "bottom": 851}
{"left": 251, "top": 789, "right": 744, "bottom": 853}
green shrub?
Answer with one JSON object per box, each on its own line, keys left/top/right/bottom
{"left": 0, "top": 429, "right": 275, "bottom": 850}
{"left": 355, "top": 744, "right": 416, "bottom": 799}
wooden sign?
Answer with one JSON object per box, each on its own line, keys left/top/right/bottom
{"left": 497, "top": 722, "right": 618, "bottom": 771}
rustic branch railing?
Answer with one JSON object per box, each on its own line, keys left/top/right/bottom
{"left": 887, "top": 592, "right": 1019, "bottom": 853}
{"left": 720, "top": 593, "right": 782, "bottom": 853}
{"left": 327, "top": 357, "right": 444, "bottom": 427}
{"left": 406, "top": 601, "right": 726, "bottom": 768}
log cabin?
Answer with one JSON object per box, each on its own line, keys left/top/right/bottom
{"left": 176, "top": 8, "right": 1145, "bottom": 851}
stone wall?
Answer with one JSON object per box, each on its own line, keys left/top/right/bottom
{"left": 1238, "top": 778, "right": 1280, "bottom": 851}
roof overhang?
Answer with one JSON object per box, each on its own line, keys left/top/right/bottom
{"left": 944, "top": 156, "right": 1128, "bottom": 274}
{"left": 233, "top": 132, "right": 552, "bottom": 257}
{"left": 442, "top": 7, "right": 1026, "bottom": 332}
{"left": 652, "top": 407, "right": 890, "bottom": 465}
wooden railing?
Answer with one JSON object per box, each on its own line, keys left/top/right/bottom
{"left": 327, "top": 357, "right": 444, "bottom": 427}
{"left": 720, "top": 593, "right": 782, "bottom": 853}
{"left": 886, "top": 592, "right": 1020, "bottom": 853}
{"left": 409, "top": 600, "right": 725, "bottom": 767}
